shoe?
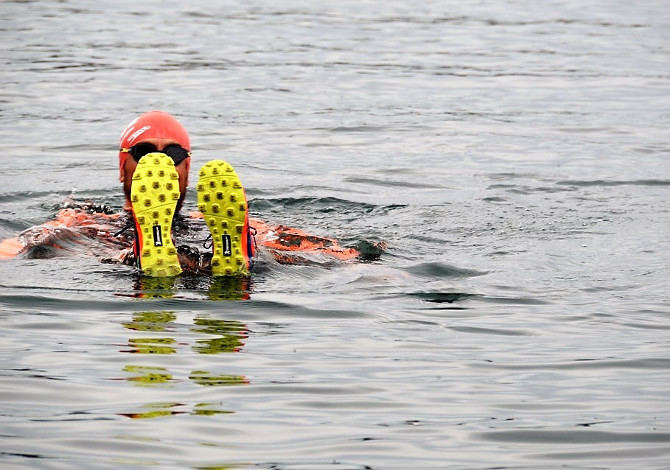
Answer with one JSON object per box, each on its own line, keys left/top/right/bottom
{"left": 197, "top": 160, "right": 253, "bottom": 276}
{"left": 130, "top": 153, "right": 182, "bottom": 277}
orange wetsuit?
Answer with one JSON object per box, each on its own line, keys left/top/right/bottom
{"left": 0, "top": 202, "right": 371, "bottom": 272}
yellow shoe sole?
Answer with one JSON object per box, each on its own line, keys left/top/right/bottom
{"left": 197, "top": 160, "right": 251, "bottom": 276}
{"left": 130, "top": 153, "right": 182, "bottom": 277}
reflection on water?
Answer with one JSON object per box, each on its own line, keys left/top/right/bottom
{"left": 119, "top": 402, "right": 233, "bottom": 419}
{"left": 189, "top": 371, "right": 249, "bottom": 387}
{"left": 122, "top": 365, "right": 175, "bottom": 386}
{"left": 122, "top": 311, "right": 180, "bottom": 355}
{"left": 131, "top": 275, "right": 253, "bottom": 300}
{"left": 120, "top": 311, "right": 248, "bottom": 418}
{"left": 124, "top": 337, "right": 177, "bottom": 354}
{"left": 208, "top": 276, "right": 253, "bottom": 301}
{"left": 132, "top": 276, "right": 177, "bottom": 299}
{"left": 123, "top": 311, "right": 177, "bottom": 332}
{"left": 192, "top": 317, "right": 248, "bottom": 354}
{"left": 122, "top": 311, "right": 248, "bottom": 356}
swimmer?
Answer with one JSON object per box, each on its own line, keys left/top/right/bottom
{"left": 118, "top": 111, "right": 254, "bottom": 277}
{"left": 0, "top": 111, "right": 380, "bottom": 276}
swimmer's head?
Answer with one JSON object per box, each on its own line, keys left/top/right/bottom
{"left": 118, "top": 111, "right": 191, "bottom": 173}
{"left": 118, "top": 111, "right": 192, "bottom": 212}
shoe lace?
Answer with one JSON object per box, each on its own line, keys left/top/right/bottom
{"left": 201, "top": 226, "right": 257, "bottom": 266}
{"left": 113, "top": 220, "right": 135, "bottom": 237}
{"left": 202, "top": 233, "right": 213, "bottom": 249}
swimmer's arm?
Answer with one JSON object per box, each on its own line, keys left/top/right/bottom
{"left": 102, "top": 247, "right": 134, "bottom": 266}
{"left": 0, "top": 237, "right": 25, "bottom": 259}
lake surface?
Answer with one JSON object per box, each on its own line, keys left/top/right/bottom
{"left": 1, "top": 0, "right": 669, "bottom": 468}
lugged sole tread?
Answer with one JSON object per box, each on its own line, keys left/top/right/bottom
{"left": 197, "top": 160, "right": 249, "bottom": 276}
{"left": 130, "top": 153, "right": 182, "bottom": 277}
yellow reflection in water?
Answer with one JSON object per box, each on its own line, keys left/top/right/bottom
{"left": 189, "top": 371, "right": 249, "bottom": 387}
{"left": 119, "top": 308, "right": 250, "bottom": 419}
{"left": 193, "top": 337, "right": 241, "bottom": 354}
{"left": 119, "top": 402, "right": 234, "bottom": 419}
{"left": 192, "top": 317, "right": 248, "bottom": 336}
{"left": 192, "top": 317, "right": 247, "bottom": 354}
{"left": 208, "top": 275, "right": 252, "bottom": 300}
{"left": 123, "top": 311, "right": 177, "bottom": 331}
{"left": 122, "top": 311, "right": 179, "bottom": 354}
{"left": 125, "top": 337, "right": 177, "bottom": 354}
{"left": 122, "top": 365, "right": 174, "bottom": 386}
{"left": 132, "top": 276, "right": 177, "bottom": 298}
{"left": 121, "top": 312, "right": 248, "bottom": 355}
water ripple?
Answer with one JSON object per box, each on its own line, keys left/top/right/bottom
{"left": 401, "top": 262, "right": 488, "bottom": 279}
{"left": 1, "top": 0, "right": 669, "bottom": 468}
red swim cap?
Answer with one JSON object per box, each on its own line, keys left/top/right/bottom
{"left": 118, "top": 111, "right": 191, "bottom": 171}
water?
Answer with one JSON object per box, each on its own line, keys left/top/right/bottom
{"left": 1, "top": 0, "right": 669, "bottom": 468}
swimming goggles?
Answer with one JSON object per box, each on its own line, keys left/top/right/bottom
{"left": 121, "top": 143, "right": 191, "bottom": 165}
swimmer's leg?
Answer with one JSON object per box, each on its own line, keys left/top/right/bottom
{"left": 197, "top": 160, "right": 253, "bottom": 276}
{"left": 130, "top": 153, "right": 182, "bottom": 277}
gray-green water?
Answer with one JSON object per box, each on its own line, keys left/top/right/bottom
{"left": 1, "top": 0, "right": 669, "bottom": 468}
